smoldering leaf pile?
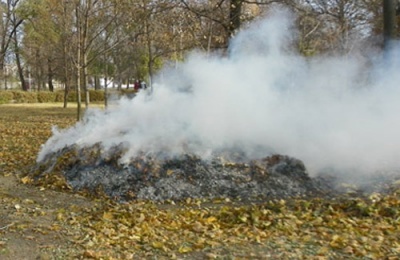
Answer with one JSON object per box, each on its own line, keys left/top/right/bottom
{"left": 35, "top": 9, "right": 400, "bottom": 200}
{"left": 33, "top": 145, "right": 399, "bottom": 202}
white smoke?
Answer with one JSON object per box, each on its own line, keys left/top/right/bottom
{"left": 37, "top": 9, "right": 400, "bottom": 177}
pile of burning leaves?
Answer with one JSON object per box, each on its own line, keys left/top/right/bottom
{"left": 30, "top": 144, "right": 399, "bottom": 202}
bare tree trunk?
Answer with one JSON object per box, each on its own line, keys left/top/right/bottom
{"left": 104, "top": 77, "right": 108, "bottom": 108}
{"left": 83, "top": 58, "right": 90, "bottom": 108}
{"left": 76, "top": 4, "right": 82, "bottom": 121}
{"left": 94, "top": 76, "right": 100, "bottom": 90}
{"left": 63, "top": 43, "right": 69, "bottom": 108}
{"left": 13, "top": 30, "right": 27, "bottom": 91}
{"left": 117, "top": 74, "right": 122, "bottom": 90}
{"left": 63, "top": 84, "right": 69, "bottom": 108}
{"left": 147, "top": 39, "right": 153, "bottom": 88}
{"left": 207, "top": 22, "right": 213, "bottom": 56}
{"left": 228, "top": 0, "right": 243, "bottom": 38}
{"left": 3, "top": 69, "right": 7, "bottom": 90}
{"left": 143, "top": 13, "right": 153, "bottom": 88}
{"left": 62, "top": 0, "right": 69, "bottom": 108}
{"left": 77, "top": 66, "right": 82, "bottom": 121}
{"left": 47, "top": 58, "right": 54, "bottom": 92}
{"left": 0, "top": 2, "right": 23, "bottom": 85}
{"left": 82, "top": 0, "right": 90, "bottom": 109}
{"left": 383, "top": 0, "right": 397, "bottom": 50}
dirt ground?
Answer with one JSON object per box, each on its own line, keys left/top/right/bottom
{"left": 0, "top": 174, "right": 295, "bottom": 260}
{"left": 0, "top": 173, "right": 93, "bottom": 260}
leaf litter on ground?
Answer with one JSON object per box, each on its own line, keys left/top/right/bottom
{"left": 0, "top": 103, "right": 399, "bottom": 259}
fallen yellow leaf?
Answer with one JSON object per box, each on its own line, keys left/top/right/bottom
{"left": 102, "top": 211, "right": 114, "bottom": 221}
{"left": 178, "top": 245, "right": 192, "bottom": 253}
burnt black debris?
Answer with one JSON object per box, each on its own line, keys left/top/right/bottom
{"left": 31, "top": 145, "right": 398, "bottom": 202}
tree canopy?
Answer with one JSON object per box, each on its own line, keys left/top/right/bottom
{"left": 0, "top": 0, "right": 397, "bottom": 94}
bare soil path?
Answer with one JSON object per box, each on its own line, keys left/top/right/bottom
{"left": 0, "top": 174, "right": 93, "bottom": 259}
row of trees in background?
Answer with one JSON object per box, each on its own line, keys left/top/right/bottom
{"left": 0, "top": 1, "right": 398, "bottom": 108}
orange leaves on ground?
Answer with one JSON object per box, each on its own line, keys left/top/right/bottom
{"left": 49, "top": 193, "right": 400, "bottom": 259}
{"left": 0, "top": 105, "right": 76, "bottom": 177}
{"left": 2, "top": 104, "right": 400, "bottom": 259}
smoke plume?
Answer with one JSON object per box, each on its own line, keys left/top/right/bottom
{"left": 37, "top": 9, "right": 400, "bottom": 177}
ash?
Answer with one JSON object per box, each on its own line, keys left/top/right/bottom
{"left": 32, "top": 145, "right": 398, "bottom": 202}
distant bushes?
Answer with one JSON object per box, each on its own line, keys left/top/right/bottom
{"left": 86, "top": 90, "right": 105, "bottom": 102}
{"left": 64, "top": 90, "right": 105, "bottom": 102}
{"left": 12, "top": 91, "right": 38, "bottom": 103}
{"left": 0, "top": 91, "right": 13, "bottom": 104}
{"left": 37, "top": 91, "right": 58, "bottom": 103}
{"left": 0, "top": 89, "right": 115, "bottom": 104}
{"left": 119, "top": 89, "right": 137, "bottom": 95}
{"left": 55, "top": 91, "right": 66, "bottom": 102}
